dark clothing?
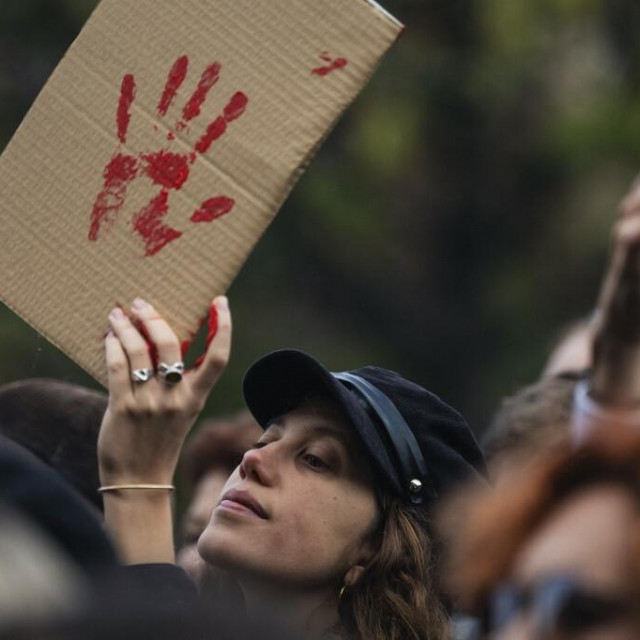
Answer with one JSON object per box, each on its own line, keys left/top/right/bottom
{"left": 0, "top": 435, "right": 116, "bottom": 576}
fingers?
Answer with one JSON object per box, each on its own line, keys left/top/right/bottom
{"left": 129, "top": 298, "right": 182, "bottom": 367}
{"left": 109, "top": 307, "right": 155, "bottom": 378}
{"left": 190, "top": 296, "right": 231, "bottom": 395}
{"left": 105, "top": 332, "right": 134, "bottom": 401}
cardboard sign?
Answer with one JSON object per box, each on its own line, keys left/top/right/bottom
{"left": 0, "top": 0, "right": 402, "bottom": 384}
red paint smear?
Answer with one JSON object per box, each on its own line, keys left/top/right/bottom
{"left": 182, "top": 62, "right": 221, "bottom": 123}
{"left": 88, "top": 153, "right": 138, "bottom": 241}
{"left": 180, "top": 339, "right": 192, "bottom": 358}
{"left": 158, "top": 55, "right": 189, "bottom": 116}
{"left": 195, "top": 117, "right": 226, "bottom": 154}
{"left": 196, "top": 116, "right": 227, "bottom": 153}
{"left": 195, "top": 92, "right": 248, "bottom": 154}
{"left": 132, "top": 190, "right": 183, "bottom": 256}
{"left": 117, "top": 74, "right": 136, "bottom": 143}
{"left": 312, "top": 57, "right": 348, "bottom": 77}
{"left": 167, "top": 132, "right": 175, "bottom": 141}
{"left": 193, "top": 303, "right": 219, "bottom": 368}
{"left": 191, "top": 196, "right": 235, "bottom": 223}
{"left": 224, "top": 91, "right": 249, "bottom": 122}
{"left": 141, "top": 151, "right": 190, "bottom": 189}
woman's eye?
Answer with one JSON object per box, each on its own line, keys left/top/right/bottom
{"left": 302, "top": 453, "right": 329, "bottom": 470}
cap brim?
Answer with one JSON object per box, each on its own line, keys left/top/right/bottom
{"left": 242, "top": 349, "right": 402, "bottom": 493}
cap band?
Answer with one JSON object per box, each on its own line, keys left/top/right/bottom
{"left": 333, "top": 372, "right": 433, "bottom": 504}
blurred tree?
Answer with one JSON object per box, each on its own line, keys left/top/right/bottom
{"left": 1, "top": 0, "right": 640, "bottom": 431}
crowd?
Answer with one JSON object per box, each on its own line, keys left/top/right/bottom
{"left": 3, "top": 90, "right": 640, "bottom": 640}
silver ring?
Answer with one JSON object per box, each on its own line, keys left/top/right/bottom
{"left": 131, "top": 368, "right": 154, "bottom": 383}
{"left": 157, "top": 361, "right": 185, "bottom": 385}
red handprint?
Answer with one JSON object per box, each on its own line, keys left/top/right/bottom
{"left": 88, "top": 55, "right": 249, "bottom": 256}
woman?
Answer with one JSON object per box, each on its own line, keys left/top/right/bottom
{"left": 98, "top": 296, "right": 486, "bottom": 639}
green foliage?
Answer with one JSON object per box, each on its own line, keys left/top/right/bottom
{"left": 2, "top": 0, "right": 640, "bottom": 431}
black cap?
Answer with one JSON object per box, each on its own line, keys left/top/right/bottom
{"left": 242, "top": 349, "right": 487, "bottom": 506}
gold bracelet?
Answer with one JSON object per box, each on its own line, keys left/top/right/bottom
{"left": 98, "top": 484, "right": 175, "bottom": 493}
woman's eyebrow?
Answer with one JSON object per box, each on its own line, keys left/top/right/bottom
{"left": 301, "top": 423, "right": 351, "bottom": 448}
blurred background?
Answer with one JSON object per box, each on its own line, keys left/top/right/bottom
{"left": 1, "top": 0, "right": 640, "bottom": 434}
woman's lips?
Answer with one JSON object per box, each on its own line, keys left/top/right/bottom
{"left": 218, "top": 489, "right": 268, "bottom": 519}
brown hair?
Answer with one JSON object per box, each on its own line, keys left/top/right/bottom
{"left": 444, "top": 423, "right": 640, "bottom": 614}
{"left": 339, "top": 496, "right": 450, "bottom": 640}
{"left": 482, "top": 373, "right": 580, "bottom": 467}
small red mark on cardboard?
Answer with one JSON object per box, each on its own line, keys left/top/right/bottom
{"left": 312, "top": 55, "right": 348, "bottom": 77}
{"left": 132, "top": 191, "right": 183, "bottom": 256}
{"left": 117, "top": 74, "right": 136, "bottom": 143}
{"left": 167, "top": 132, "right": 175, "bottom": 141}
{"left": 191, "top": 196, "right": 235, "bottom": 223}
{"left": 158, "top": 55, "right": 189, "bottom": 116}
{"left": 182, "top": 62, "right": 221, "bottom": 123}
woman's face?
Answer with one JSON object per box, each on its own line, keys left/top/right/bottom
{"left": 490, "top": 484, "right": 639, "bottom": 640}
{"left": 197, "top": 396, "right": 379, "bottom": 590}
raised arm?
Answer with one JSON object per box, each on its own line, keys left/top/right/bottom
{"left": 97, "top": 296, "right": 231, "bottom": 564}
{"left": 573, "top": 182, "right": 640, "bottom": 441}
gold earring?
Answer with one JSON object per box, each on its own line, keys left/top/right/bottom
{"left": 338, "top": 585, "right": 346, "bottom": 600}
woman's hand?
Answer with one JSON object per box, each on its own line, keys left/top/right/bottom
{"left": 97, "top": 295, "right": 231, "bottom": 564}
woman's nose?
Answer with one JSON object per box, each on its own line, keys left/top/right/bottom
{"left": 239, "top": 445, "right": 278, "bottom": 486}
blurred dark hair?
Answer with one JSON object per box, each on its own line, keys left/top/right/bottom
{"left": 0, "top": 379, "right": 107, "bottom": 510}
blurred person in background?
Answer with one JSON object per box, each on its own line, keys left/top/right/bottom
{"left": 97, "top": 296, "right": 486, "bottom": 639}
{"left": 0, "top": 379, "right": 107, "bottom": 511}
{"left": 443, "top": 424, "right": 640, "bottom": 640}
{"left": 177, "top": 411, "right": 261, "bottom": 590}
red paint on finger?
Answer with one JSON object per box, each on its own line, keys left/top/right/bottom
{"left": 158, "top": 55, "right": 189, "bottom": 116}
{"left": 191, "top": 196, "right": 235, "bottom": 223}
{"left": 117, "top": 74, "right": 136, "bottom": 143}
{"left": 180, "top": 339, "right": 192, "bottom": 358}
{"left": 182, "top": 62, "right": 221, "bottom": 122}
{"left": 141, "top": 151, "right": 190, "bottom": 189}
{"left": 132, "top": 190, "right": 183, "bottom": 256}
{"left": 206, "top": 302, "right": 219, "bottom": 345}
{"left": 88, "top": 153, "right": 138, "bottom": 241}
{"left": 312, "top": 56, "right": 348, "bottom": 76}
{"left": 192, "top": 303, "right": 219, "bottom": 369}
{"left": 195, "top": 92, "right": 248, "bottom": 153}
